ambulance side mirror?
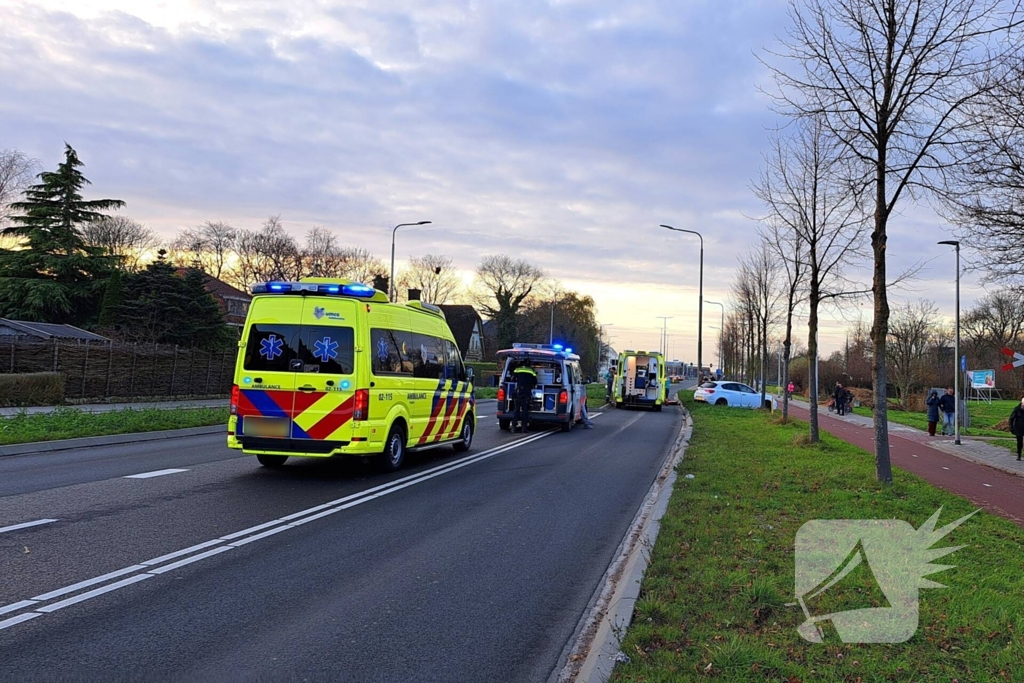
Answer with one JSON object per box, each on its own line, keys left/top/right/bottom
{"left": 466, "top": 366, "right": 475, "bottom": 384}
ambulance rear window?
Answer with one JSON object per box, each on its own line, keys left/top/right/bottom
{"left": 243, "top": 324, "right": 354, "bottom": 374}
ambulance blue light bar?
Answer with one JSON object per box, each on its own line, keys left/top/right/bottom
{"left": 251, "top": 281, "right": 379, "bottom": 298}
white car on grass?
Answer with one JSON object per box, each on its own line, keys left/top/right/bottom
{"left": 693, "top": 381, "right": 778, "bottom": 410}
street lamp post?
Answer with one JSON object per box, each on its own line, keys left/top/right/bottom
{"left": 660, "top": 225, "right": 703, "bottom": 377}
{"left": 705, "top": 300, "right": 725, "bottom": 377}
{"left": 600, "top": 323, "right": 614, "bottom": 366}
{"left": 938, "top": 240, "right": 961, "bottom": 445}
{"left": 389, "top": 221, "right": 432, "bottom": 302}
{"left": 656, "top": 316, "right": 673, "bottom": 357}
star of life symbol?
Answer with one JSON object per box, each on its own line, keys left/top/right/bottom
{"left": 791, "top": 507, "right": 977, "bottom": 643}
{"left": 376, "top": 337, "right": 389, "bottom": 361}
{"left": 313, "top": 336, "right": 339, "bottom": 363}
{"left": 260, "top": 334, "right": 283, "bottom": 361}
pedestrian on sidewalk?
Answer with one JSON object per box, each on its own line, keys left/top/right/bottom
{"left": 1009, "top": 397, "right": 1024, "bottom": 461}
{"left": 938, "top": 387, "right": 956, "bottom": 436}
{"left": 832, "top": 382, "right": 847, "bottom": 416}
{"left": 787, "top": 381, "right": 795, "bottom": 397}
{"left": 925, "top": 389, "right": 941, "bottom": 436}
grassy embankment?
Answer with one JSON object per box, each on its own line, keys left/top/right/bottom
{"left": 611, "top": 393, "right": 1024, "bottom": 682}
{"left": 0, "top": 407, "right": 228, "bottom": 446}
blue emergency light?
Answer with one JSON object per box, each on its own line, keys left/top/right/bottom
{"left": 251, "top": 281, "right": 379, "bottom": 297}
{"left": 565, "top": 347, "right": 573, "bottom": 354}
{"left": 552, "top": 344, "right": 563, "bottom": 350}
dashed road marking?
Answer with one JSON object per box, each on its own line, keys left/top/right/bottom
{"left": 983, "top": 483, "right": 993, "bottom": 488}
{"left": 0, "top": 519, "right": 57, "bottom": 535}
{"left": 942, "top": 466, "right": 950, "bottom": 470}
{"left": 124, "top": 469, "right": 189, "bottom": 479}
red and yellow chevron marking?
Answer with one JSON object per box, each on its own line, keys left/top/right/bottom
{"left": 418, "top": 381, "right": 473, "bottom": 445}
{"left": 237, "top": 389, "right": 354, "bottom": 441}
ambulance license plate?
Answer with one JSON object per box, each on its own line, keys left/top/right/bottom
{"left": 244, "top": 416, "right": 290, "bottom": 438}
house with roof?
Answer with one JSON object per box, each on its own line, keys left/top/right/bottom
{"left": 437, "top": 305, "right": 485, "bottom": 362}
{"left": 177, "top": 270, "right": 252, "bottom": 327}
{"left": 0, "top": 319, "right": 110, "bottom": 343}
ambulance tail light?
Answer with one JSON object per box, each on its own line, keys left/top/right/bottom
{"left": 497, "top": 387, "right": 505, "bottom": 402}
{"left": 230, "top": 384, "right": 239, "bottom": 415}
{"left": 558, "top": 389, "right": 568, "bottom": 405}
{"left": 353, "top": 389, "right": 369, "bottom": 421}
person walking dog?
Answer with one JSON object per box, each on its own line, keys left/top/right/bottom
{"left": 925, "top": 389, "right": 941, "bottom": 437}
{"left": 1009, "top": 397, "right": 1024, "bottom": 461}
{"left": 938, "top": 387, "right": 957, "bottom": 436}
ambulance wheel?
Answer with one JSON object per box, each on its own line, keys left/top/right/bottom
{"left": 615, "top": 401, "right": 623, "bottom": 409}
{"left": 379, "top": 425, "right": 407, "bottom": 472}
{"left": 256, "top": 454, "right": 288, "bottom": 468}
{"left": 499, "top": 419, "right": 511, "bottom": 431}
{"left": 560, "top": 419, "right": 573, "bottom": 433}
{"left": 453, "top": 418, "right": 474, "bottom": 452}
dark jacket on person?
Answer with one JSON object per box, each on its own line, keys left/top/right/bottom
{"left": 513, "top": 367, "right": 537, "bottom": 396}
{"left": 1010, "top": 404, "right": 1024, "bottom": 436}
{"left": 926, "top": 392, "right": 941, "bottom": 422}
{"left": 937, "top": 393, "right": 956, "bottom": 415}
{"left": 832, "top": 385, "right": 845, "bottom": 402}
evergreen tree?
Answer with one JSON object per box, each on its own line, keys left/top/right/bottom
{"left": 0, "top": 144, "right": 123, "bottom": 323}
{"left": 97, "top": 268, "right": 124, "bottom": 328}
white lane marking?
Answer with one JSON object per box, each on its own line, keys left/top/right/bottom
{"left": 148, "top": 546, "right": 234, "bottom": 574}
{"left": 942, "top": 466, "right": 950, "bottom": 470}
{"left": 31, "top": 565, "right": 147, "bottom": 601}
{"left": 124, "top": 468, "right": 189, "bottom": 479}
{"left": 0, "top": 600, "right": 38, "bottom": 617}
{"left": 0, "top": 429, "right": 555, "bottom": 630}
{"left": 911, "top": 454, "right": 918, "bottom": 457}
{"left": 983, "top": 483, "right": 993, "bottom": 488}
{"left": 0, "top": 519, "right": 58, "bottom": 535}
{"left": 37, "top": 575, "right": 153, "bottom": 613}
{"left": 0, "top": 612, "right": 41, "bottom": 630}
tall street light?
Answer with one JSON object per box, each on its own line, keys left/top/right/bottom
{"left": 660, "top": 225, "right": 703, "bottom": 377}
{"left": 655, "top": 316, "right": 673, "bottom": 357}
{"left": 390, "top": 221, "right": 432, "bottom": 302}
{"left": 705, "top": 300, "right": 725, "bottom": 376}
{"left": 600, "top": 323, "right": 614, "bottom": 367}
{"left": 938, "top": 240, "right": 962, "bottom": 445}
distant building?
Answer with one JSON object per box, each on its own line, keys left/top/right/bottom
{"left": 0, "top": 319, "right": 110, "bottom": 343}
{"left": 179, "top": 270, "right": 252, "bottom": 327}
{"left": 437, "top": 305, "right": 485, "bottom": 362}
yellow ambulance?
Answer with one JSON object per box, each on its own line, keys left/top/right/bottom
{"left": 227, "top": 278, "right": 475, "bottom": 470}
{"left": 612, "top": 350, "right": 666, "bottom": 411}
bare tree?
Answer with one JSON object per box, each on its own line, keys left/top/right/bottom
{"left": 766, "top": 0, "right": 1024, "bottom": 480}
{"left": 472, "top": 255, "right": 546, "bottom": 350}
{"left": 397, "top": 254, "right": 462, "bottom": 304}
{"left": 0, "top": 149, "right": 39, "bottom": 230}
{"left": 81, "top": 216, "right": 158, "bottom": 272}
{"left": 232, "top": 216, "right": 301, "bottom": 288}
{"left": 749, "top": 244, "right": 786, "bottom": 407}
{"left": 170, "top": 220, "right": 237, "bottom": 280}
{"left": 887, "top": 299, "right": 940, "bottom": 402}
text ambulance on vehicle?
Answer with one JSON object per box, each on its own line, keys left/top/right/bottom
{"left": 612, "top": 350, "right": 666, "bottom": 411}
{"left": 228, "top": 279, "right": 475, "bottom": 471}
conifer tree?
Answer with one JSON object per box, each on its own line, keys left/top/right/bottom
{"left": 0, "top": 144, "right": 123, "bottom": 323}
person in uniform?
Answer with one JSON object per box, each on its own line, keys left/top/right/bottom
{"left": 512, "top": 365, "right": 538, "bottom": 432}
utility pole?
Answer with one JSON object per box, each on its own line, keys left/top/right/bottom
{"left": 656, "top": 317, "right": 673, "bottom": 357}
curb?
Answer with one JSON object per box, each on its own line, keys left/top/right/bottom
{"left": 0, "top": 425, "right": 226, "bottom": 458}
{"left": 554, "top": 403, "right": 693, "bottom": 683}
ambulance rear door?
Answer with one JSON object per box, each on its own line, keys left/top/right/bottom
{"left": 289, "top": 297, "right": 360, "bottom": 445}
{"left": 236, "top": 297, "right": 299, "bottom": 443}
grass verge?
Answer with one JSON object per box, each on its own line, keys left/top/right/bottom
{"left": 0, "top": 407, "right": 228, "bottom": 446}
{"left": 611, "top": 394, "right": 1024, "bottom": 682}
{"left": 850, "top": 401, "right": 1019, "bottom": 446}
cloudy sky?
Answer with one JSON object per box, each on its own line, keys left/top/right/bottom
{"left": 0, "top": 0, "right": 985, "bottom": 362}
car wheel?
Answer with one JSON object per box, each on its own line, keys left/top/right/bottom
{"left": 499, "top": 419, "right": 511, "bottom": 431}
{"left": 715, "top": 398, "right": 728, "bottom": 406}
{"left": 256, "top": 454, "right": 287, "bottom": 468}
{"left": 453, "top": 417, "right": 474, "bottom": 452}
{"left": 561, "top": 418, "right": 573, "bottom": 432}
{"left": 653, "top": 404, "right": 663, "bottom": 412}
{"left": 378, "top": 424, "right": 407, "bottom": 472}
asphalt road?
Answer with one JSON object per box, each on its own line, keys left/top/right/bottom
{"left": 0, "top": 398, "right": 682, "bottom": 682}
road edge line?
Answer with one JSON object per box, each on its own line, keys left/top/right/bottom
{"left": 554, "top": 403, "right": 694, "bottom": 683}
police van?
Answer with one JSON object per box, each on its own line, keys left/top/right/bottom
{"left": 613, "top": 350, "right": 666, "bottom": 411}
{"left": 495, "top": 343, "right": 587, "bottom": 432}
{"left": 227, "top": 278, "right": 475, "bottom": 470}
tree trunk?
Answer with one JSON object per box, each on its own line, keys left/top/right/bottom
{"left": 808, "top": 267, "right": 820, "bottom": 443}
{"left": 871, "top": 158, "right": 893, "bottom": 484}
{"left": 782, "top": 292, "right": 795, "bottom": 423}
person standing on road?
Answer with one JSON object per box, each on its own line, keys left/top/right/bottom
{"left": 1009, "top": 397, "right": 1024, "bottom": 461}
{"left": 605, "top": 366, "right": 616, "bottom": 403}
{"left": 925, "top": 389, "right": 941, "bottom": 437}
{"left": 512, "top": 365, "right": 537, "bottom": 433}
{"left": 938, "top": 387, "right": 956, "bottom": 436}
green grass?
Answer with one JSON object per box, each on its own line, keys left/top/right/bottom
{"left": 611, "top": 393, "right": 1024, "bottom": 682}
{"left": 0, "top": 407, "right": 228, "bottom": 446}
{"left": 851, "top": 399, "right": 1019, "bottom": 441}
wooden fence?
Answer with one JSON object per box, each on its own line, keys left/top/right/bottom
{"left": 0, "top": 338, "right": 236, "bottom": 401}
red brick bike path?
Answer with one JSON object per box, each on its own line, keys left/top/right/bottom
{"left": 786, "top": 404, "right": 1024, "bottom": 526}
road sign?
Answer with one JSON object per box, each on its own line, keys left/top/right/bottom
{"left": 1000, "top": 347, "right": 1024, "bottom": 371}
{"left": 960, "top": 355, "right": 967, "bottom": 372}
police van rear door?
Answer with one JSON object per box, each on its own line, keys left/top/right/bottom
{"left": 289, "top": 297, "right": 359, "bottom": 444}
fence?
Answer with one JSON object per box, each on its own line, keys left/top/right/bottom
{"left": 0, "top": 338, "right": 236, "bottom": 402}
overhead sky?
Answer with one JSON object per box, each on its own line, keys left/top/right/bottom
{"left": 1, "top": 0, "right": 987, "bottom": 365}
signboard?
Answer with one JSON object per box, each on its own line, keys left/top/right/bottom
{"left": 960, "top": 355, "right": 967, "bottom": 372}
{"left": 969, "top": 369, "right": 995, "bottom": 389}
{"left": 1001, "top": 347, "right": 1024, "bottom": 371}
